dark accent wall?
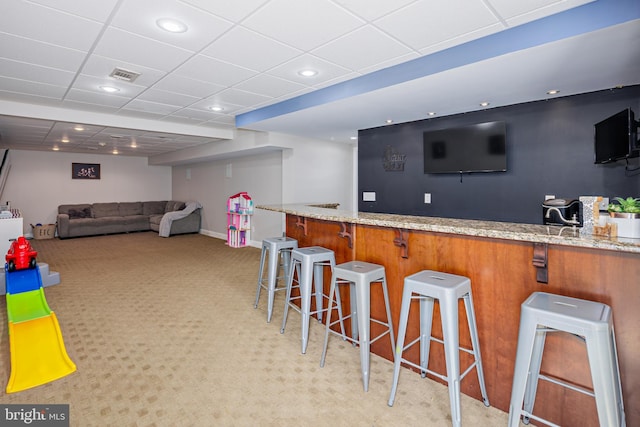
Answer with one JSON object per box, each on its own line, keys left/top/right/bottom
{"left": 358, "top": 86, "right": 640, "bottom": 224}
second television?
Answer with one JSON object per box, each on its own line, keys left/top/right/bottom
{"left": 423, "top": 121, "right": 507, "bottom": 174}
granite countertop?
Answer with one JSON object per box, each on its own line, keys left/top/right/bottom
{"left": 257, "top": 203, "right": 640, "bottom": 254}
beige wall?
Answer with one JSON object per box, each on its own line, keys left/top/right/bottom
{"left": 170, "top": 132, "right": 355, "bottom": 246}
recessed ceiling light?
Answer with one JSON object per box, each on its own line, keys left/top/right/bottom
{"left": 547, "top": 89, "right": 560, "bottom": 95}
{"left": 427, "top": 112, "right": 436, "bottom": 116}
{"left": 52, "top": 146, "right": 59, "bottom": 151}
{"left": 479, "top": 101, "right": 490, "bottom": 107}
{"left": 74, "top": 126, "right": 84, "bottom": 131}
{"left": 98, "top": 142, "right": 106, "bottom": 147}
{"left": 61, "top": 137, "right": 69, "bottom": 143}
{"left": 298, "top": 69, "right": 318, "bottom": 77}
{"left": 156, "top": 18, "right": 188, "bottom": 33}
{"left": 209, "top": 106, "right": 224, "bottom": 112}
{"left": 350, "top": 136, "right": 357, "bottom": 140}
{"left": 385, "top": 119, "right": 393, "bottom": 124}
{"left": 112, "top": 149, "right": 119, "bottom": 155}
{"left": 99, "top": 85, "right": 120, "bottom": 93}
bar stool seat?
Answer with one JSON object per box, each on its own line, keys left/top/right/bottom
{"left": 508, "top": 292, "right": 626, "bottom": 427}
{"left": 280, "top": 246, "right": 338, "bottom": 354}
{"left": 254, "top": 237, "right": 298, "bottom": 323}
{"left": 320, "top": 260, "right": 395, "bottom": 392}
{"left": 388, "top": 270, "right": 489, "bottom": 427}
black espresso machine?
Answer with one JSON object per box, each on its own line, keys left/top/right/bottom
{"left": 542, "top": 198, "right": 583, "bottom": 226}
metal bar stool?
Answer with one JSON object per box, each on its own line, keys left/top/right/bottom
{"left": 388, "top": 270, "right": 490, "bottom": 427}
{"left": 320, "top": 260, "right": 395, "bottom": 392}
{"left": 254, "top": 237, "right": 298, "bottom": 323}
{"left": 280, "top": 246, "right": 341, "bottom": 354}
{"left": 508, "top": 292, "right": 626, "bottom": 427}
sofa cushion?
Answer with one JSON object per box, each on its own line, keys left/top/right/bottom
{"left": 165, "top": 200, "right": 186, "bottom": 212}
{"left": 92, "top": 203, "right": 120, "bottom": 218}
{"left": 119, "top": 202, "right": 143, "bottom": 216}
{"left": 143, "top": 201, "right": 167, "bottom": 216}
{"left": 59, "top": 203, "right": 92, "bottom": 215}
{"left": 68, "top": 207, "right": 93, "bottom": 219}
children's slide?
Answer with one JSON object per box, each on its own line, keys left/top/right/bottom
{"left": 4, "top": 267, "right": 76, "bottom": 393}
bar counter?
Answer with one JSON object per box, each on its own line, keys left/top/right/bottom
{"left": 259, "top": 203, "right": 639, "bottom": 427}
{"left": 258, "top": 203, "right": 640, "bottom": 254}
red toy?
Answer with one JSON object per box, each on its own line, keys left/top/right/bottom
{"left": 5, "top": 236, "right": 38, "bottom": 272}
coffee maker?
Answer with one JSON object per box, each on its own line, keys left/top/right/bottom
{"left": 542, "top": 198, "right": 583, "bottom": 227}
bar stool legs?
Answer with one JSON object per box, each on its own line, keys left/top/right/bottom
{"left": 254, "top": 237, "right": 298, "bottom": 323}
{"left": 508, "top": 292, "right": 626, "bottom": 427}
{"left": 320, "top": 261, "right": 395, "bottom": 392}
{"left": 388, "top": 270, "right": 489, "bottom": 427}
{"left": 280, "top": 246, "right": 340, "bottom": 354}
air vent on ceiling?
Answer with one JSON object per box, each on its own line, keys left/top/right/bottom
{"left": 109, "top": 67, "right": 141, "bottom": 82}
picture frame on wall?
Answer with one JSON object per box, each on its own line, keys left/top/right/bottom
{"left": 72, "top": 163, "right": 101, "bottom": 179}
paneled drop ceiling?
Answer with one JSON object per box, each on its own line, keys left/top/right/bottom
{"left": 0, "top": 0, "right": 638, "bottom": 158}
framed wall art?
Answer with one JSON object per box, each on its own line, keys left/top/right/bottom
{"left": 72, "top": 163, "right": 101, "bottom": 179}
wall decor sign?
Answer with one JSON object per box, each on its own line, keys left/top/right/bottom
{"left": 382, "top": 145, "right": 406, "bottom": 171}
{"left": 72, "top": 163, "right": 100, "bottom": 179}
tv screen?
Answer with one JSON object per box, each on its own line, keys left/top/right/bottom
{"left": 594, "top": 108, "right": 638, "bottom": 164}
{"left": 423, "top": 121, "right": 507, "bottom": 174}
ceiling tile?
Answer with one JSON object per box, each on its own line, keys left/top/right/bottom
{"left": 93, "top": 27, "right": 194, "bottom": 72}
{"left": 201, "top": 26, "right": 302, "bottom": 72}
{"left": 110, "top": 0, "right": 234, "bottom": 52}
{"left": 266, "top": 54, "right": 352, "bottom": 86}
{"left": 242, "top": 0, "right": 365, "bottom": 51}
{"left": 0, "top": 33, "right": 87, "bottom": 72}
{"left": 169, "top": 108, "right": 227, "bottom": 121}
{"left": 312, "top": 26, "right": 414, "bottom": 71}
{"left": 180, "top": 0, "right": 270, "bottom": 23}
{"left": 2, "top": 0, "right": 104, "bottom": 51}
{"left": 65, "top": 88, "right": 132, "bottom": 108}
{"left": 121, "top": 99, "right": 182, "bottom": 115}
{"left": 137, "top": 88, "right": 200, "bottom": 107}
{"left": 374, "top": 0, "right": 499, "bottom": 51}
{"left": 26, "top": 0, "right": 122, "bottom": 21}
{"left": 0, "top": 77, "right": 67, "bottom": 99}
{"left": 152, "top": 74, "right": 225, "bottom": 98}
{"left": 234, "top": 74, "right": 307, "bottom": 98}
{"left": 333, "top": 0, "right": 416, "bottom": 21}
{"left": 0, "top": 58, "right": 75, "bottom": 87}
{"left": 204, "top": 88, "right": 272, "bottom": 108}
{"left": 173, "top": 55, "right": 256, "bottom": 86}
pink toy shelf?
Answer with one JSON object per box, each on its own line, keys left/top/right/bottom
{"left": 227, "top": 192, "right": 253, "bottom": 248}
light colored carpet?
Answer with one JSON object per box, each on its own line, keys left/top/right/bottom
{"left": 0, "top": 232, "right": 509, "bottom": 426}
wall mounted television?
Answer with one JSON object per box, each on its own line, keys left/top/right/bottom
{"left": 423, "top": 121, "right": 507, "bottom": 174}
{"left": 594, "top": 108, "right": 639, "bottom": 164}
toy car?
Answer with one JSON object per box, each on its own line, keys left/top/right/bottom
{"left": 6, "top": 236, "right": 38, "bottom": 272}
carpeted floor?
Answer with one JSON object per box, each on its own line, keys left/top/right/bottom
{"left": 0, "top": 232, "right": 510, "bottom": 426}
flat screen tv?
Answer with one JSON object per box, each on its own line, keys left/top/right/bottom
{"left": 423, "top": 121, "right": 507, "bottom": 174}
{"left": 594, "top": 108, "right": 639, "bottom": 164}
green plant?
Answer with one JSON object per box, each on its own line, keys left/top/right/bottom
{"left": 608, "top": 197, "right": 640, "bottom": 214}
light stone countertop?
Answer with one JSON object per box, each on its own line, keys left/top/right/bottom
{"left": 257, "top": 203, "right": 640, "bottom": 254}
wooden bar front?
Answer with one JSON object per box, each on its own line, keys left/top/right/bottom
{"left": 286, "top": 215, "right": 639, "bottom": 427}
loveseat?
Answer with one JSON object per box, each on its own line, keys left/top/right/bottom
{"left": 56, "top": 201, "right": 201, "bottom": 239}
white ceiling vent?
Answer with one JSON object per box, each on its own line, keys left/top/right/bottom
{"left": 109, "top": 67, "right": 141, "bottom": 82}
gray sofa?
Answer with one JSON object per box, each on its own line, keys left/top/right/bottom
{"left": 57, "top": 201, "right": 201, "bottom": 239}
